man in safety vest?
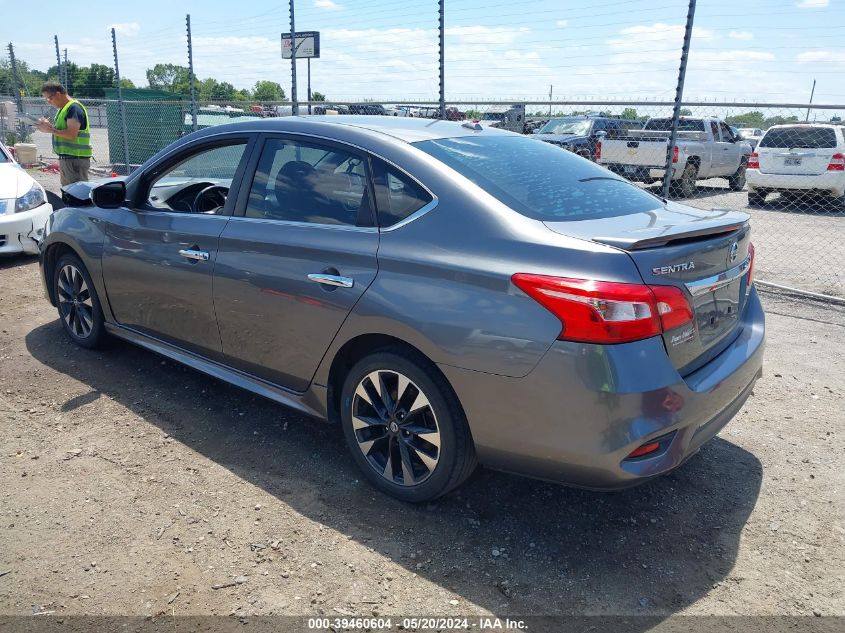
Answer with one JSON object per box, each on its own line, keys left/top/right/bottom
{"left": 36, "top": 81, "right": 92, "bottom": 186}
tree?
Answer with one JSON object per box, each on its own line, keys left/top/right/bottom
{"left": 253, "top": 80, "right": 284, "bottom": 102}
{"left": 120, "top": 78, "right": 135, "bottom": 89}
{"left": 679, "top": 108, "right": 692, "bottom": 116}
{"left": 80, "top": 64, "right": 115, "bottom": 98}
{"left": 620, "top": 107, "right": 638, "bottom": 121}
{"left": 146, "top": 63, "right": 191, "bottom": 94}
{"left": 311, "top": 91, "right": 326, "bottom": 102}
{"left": 199, "top": 78, "right": 236, "bottom": 101}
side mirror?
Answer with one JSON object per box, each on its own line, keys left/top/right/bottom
{"left": 595, "top": 130, "right": 608, "bottom": 138}
{"left": 91, "top": 180, "right": 126, "bottom": 209}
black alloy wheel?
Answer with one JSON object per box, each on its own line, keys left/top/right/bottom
{"left": 340, "top": 350, "right": 476, "bottom": 502}
{"left": 54, "top": 253, "right": 106, "bottom": 348}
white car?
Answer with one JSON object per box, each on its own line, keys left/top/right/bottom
{"left": 738, "top": 127, "right": 764, "bottom": 149}
{"left": 0, "top": 142, "right": 53, "bottom": 256}
{"left": 746, "top": 123, "right": 845, "bottom": 206}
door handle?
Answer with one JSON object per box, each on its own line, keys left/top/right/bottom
{"left": 307, "top": 273, "right": 354, "bottom": 288}
{"left": 178, "top": 249, "right": 210, "bottom": 262}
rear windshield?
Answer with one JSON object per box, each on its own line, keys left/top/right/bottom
{"left": 414, "top": 136, "right": 663, "bottom": 221}
{"left": 644, "top": 118, "right": 705, "bottom": 132}
{"left": 759, "top": 127, "right": 837, "bottom": 149}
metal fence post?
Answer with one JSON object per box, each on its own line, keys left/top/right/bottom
{"left": 662, "top": 0, "right": 696, "bottom": 199}
{"left": 7, "top": 43, "right": 24, "bottom": 114}
{"left": 112, "top": 28, "right": 130, "bottom": 175}
{"left": 53, "top": 36, "right": 63, "bottom": 87}
{"left": 186, "top": 14, "right": 198, "bottom": 132}
{"left": 289, "top": 0, "right": 298, "bottom": 116}
{"left": 439, "top": 0, "right": 445, "bottom": 120}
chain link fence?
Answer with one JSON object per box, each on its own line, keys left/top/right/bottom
{"left": 2, "top": 96, "right": 843, "bottom": 298}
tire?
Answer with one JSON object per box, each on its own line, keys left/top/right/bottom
{"left": 748, "top": 191, "right": 767, "bottom": 206}
{"left": 671, "top": 162, "right": 698, "bottom": 198}
{"left": 728, "top": 160, "right": 748, "bottom": 191}
{"left": 340, "top": 350, "right": 476, "bottom": 502}
{"left": 53, "top": 253, "right": 107, "bottom": 349}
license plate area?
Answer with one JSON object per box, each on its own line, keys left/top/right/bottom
{"left": 693, "top": 278, "right": 743, "bottom": 347}
{"left": 624, "top": 165, "right": 638, "bottom": 174}
{"left": 784, "top": 157, "right": 802, "bottom": 166}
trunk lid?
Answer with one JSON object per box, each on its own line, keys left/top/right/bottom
{"left": 757, "top": 126, "right": 838, "bottom": 176}
{"left": 544, "top": 203, "right": 752, "bottom": 374}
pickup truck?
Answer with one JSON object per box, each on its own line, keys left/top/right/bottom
{"left": 597, "top": 116, "right": 752, "bottom": 197}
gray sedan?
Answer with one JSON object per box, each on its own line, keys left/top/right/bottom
{"left": 39, "top": 116, "right": 765, "bottom": 502}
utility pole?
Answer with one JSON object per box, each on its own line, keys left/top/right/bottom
{"left": 7, "top": 43, "right": 23, "bottom": 113}
{"left": 806, "top": 79, "right": 816, "bottom": 122}
{"left": 438, "top": 0, "right": 445, "bottom": 119}
{"left": 662, "top": 0, "right": 696, "bottom": 199}
{"left": 63, "top": 49, "right": 69, "bottom": 92}
{"left": 289, "top": 0, "right": 298, "bottom": 115}
{"left": 112, "top": 28, "right": 130, "bottom": 175}
{"left": 549, "top": 84, "right": 553, "bottom": 118}
{"left": 186, "top": 14, "right": 198, "bottom": 131}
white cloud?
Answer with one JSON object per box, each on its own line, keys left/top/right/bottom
{"left": 729, "top": 31, "right": 754, "bottom": 40}
{"left": 556, "top": 20, "right": 569, "bottom": 28}
{"left": 797, "top": 51, "right": 845, "bottom": 63}
{"left": 697, "top": 50, "right": 774, "bottom": 62}
{"left": 608, "top": 23, "right": 716, "bottom": 49}
{"left": 110, "top": 22, "right": 140, "bottom": 37}
{"left": 315, "top": 0, "right": 341, "bottom": 9}
{"left": 796, "top": 0, "right": 829, "bottom": 7}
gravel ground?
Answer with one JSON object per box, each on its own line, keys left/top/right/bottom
{"left": 0, "top": 247, "right": 843, "bottom": 623}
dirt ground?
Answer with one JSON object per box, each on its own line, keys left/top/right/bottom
{"left": 0, "top": 182, "right": 843, "bottom": 627}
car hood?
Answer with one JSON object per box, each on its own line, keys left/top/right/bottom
{"left": 0, "top": 162, "right": 38, "bottom": 199}
{"left": 535, "top": 134, "right": 587, "bottom": 144}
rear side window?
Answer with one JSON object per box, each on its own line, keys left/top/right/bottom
{"left": 371, "top": 158, "right": 433, "bottom": 228}
{"left": 415, "top": 136, "right": 662, "bottom": 222}
{"left": 759, "top": 127, "right": 837, "bottom": 149}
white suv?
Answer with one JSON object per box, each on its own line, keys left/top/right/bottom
{"left": 746, "top": 123, "right": 845, "bottom": 206}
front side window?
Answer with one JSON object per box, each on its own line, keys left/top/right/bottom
{"left": 719, "top": 122, "right": 734, "bottom": 141}
{"left": 244, "top": 138, "right": 371, "bottom": 226}
{"left": 415, "top": 136, "right": 662, "bottom": 222}
{"left": 146, "top": 142, "right": 248, "bottom": 214}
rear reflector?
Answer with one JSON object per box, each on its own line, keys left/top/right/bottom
{"left": 626, "top": 442, "right": 661, "bottom": 459}
{"left": 748, "top": 152, "right": 759, "bottom": 169}
{"left": 511, "top": 274, "right": 694, "bottom": 344}
{"left": 672, "top": 146, "right": 679, "bottom": 163}
{"left": 828, "top": 153, "right": 845, "bottom": 171}
{"left": 747, "top": 242, "right": 756, "bottom": 286}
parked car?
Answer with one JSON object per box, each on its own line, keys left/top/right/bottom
{"left": 478, "top": 104, "right": 525, "bottom": 133}
{"left": 598, "top": 117, "right": 752, "bottom": 197}
{"left": 40, "top": 116, "right": 764, "bottom": 502}
{"left": 746, "top": 123, "right": 845, "bottom": 206}
{"left": 737, "top": 127, "right": 764, "bottom": 149}
{"left": 0, "top": 141, "right": 53, "bottom": 256}
{"left": 534, "top": 115, "right": 637, "bottom": 161}
{"left": 349, "top": 103, "right": 386, "bottom": 115}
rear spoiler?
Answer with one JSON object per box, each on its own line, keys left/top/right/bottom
{"left": 593, "top": 218, "right": 748, "bottom": 250}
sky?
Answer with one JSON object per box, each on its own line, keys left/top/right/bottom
{"left": 3, "top": 0, "right": 845, "bottom": 106}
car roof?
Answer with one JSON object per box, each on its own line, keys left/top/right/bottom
{"left": 189, "top": 115, "right": 515, "bottom": 143}
{"left": 766, "top": 122, "right": 840, "bottom": 129}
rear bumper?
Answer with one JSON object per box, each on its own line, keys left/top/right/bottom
{"left": 0, "top": 203, "right": 52, "bottom": 255}
{"left": 601, "top": 163, "right": 677, "bottom": 181}
{"left": 440, "top": 287, "right": 765, "bottom": 489}
{"left": 747, "top": 169, "right": 845, "bottom": 197}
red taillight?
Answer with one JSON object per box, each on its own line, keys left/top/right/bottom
{"left": 827, "top": 153, "right": 845, "bottom": 171}
{"left": 747, "top": 242, "right": 755, "bottom": 286}
{"left": 626, "top": 442, "right": 661, "bottom": 459}
{"left": 672, "top": 146, "right": 679, "bottom": 163}
{"left": 748, "top": 152, "right": 759, "bottom": 169}
{"left": 595, "top": 141, "right": 602, "bottom": 160}
{"left": 511, "top": 275, "right": 694, "bottom": 344}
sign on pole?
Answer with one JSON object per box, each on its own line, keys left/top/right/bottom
{"left": 281, "top": 31, "right": 320, "bottom": 59}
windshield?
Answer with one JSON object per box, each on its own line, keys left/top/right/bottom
{"left": 414, "top": 136, "right": 663, "bottom": 221}
{"left": 644, "top": 118, "right": 705, "bottom": 132}
{"left": 759, "top": 127, "right": 837, "bottom": 149}
{"left": 538, "top": 119, "right": 592, "bottom": 135}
